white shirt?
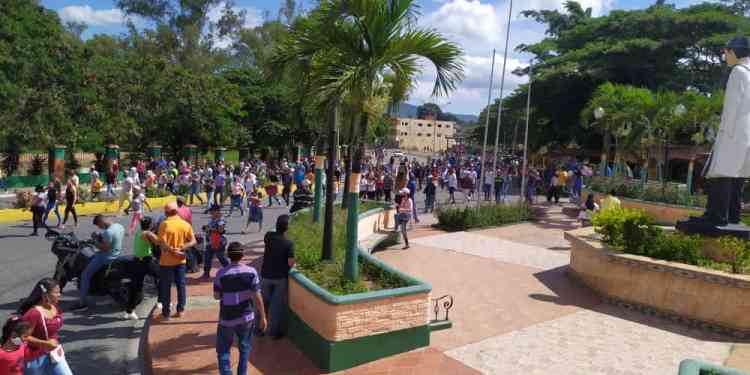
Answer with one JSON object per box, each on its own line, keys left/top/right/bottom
{"left": 448, "top": 174, "right": 458, "bottom": 188}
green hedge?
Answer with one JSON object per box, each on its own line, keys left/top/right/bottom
{"left": 288, "top": 202, "right": 411, "bottom": 295}
{"left": 588, "top": 176, "right": 707, "bottom": 208}
{"left": 592, "top": 208, "right": 750, "bottom": 274}
{"left": 436, "top": 203, "right": 531, "bottom": 231}
{"left": 4, "top": 172, "right": 124, "bottom": 189}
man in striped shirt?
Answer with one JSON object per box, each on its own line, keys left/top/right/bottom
{"left": 213, "top": 242, "right": 267, "bottom": 375}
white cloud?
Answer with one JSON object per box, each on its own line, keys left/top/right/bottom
{"left": 58, "top": 5, "right": 126, "bottom": 26}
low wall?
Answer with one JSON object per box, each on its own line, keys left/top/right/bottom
{"left": 583, "top": 190, "right": 703, "bottom": 225}
{"left": 288, "top": 208, "right": 431, "bottom": 372}
{"left": 566, "top": 227, "right": 750, "bottom": 337}
{"left": 357, "top": 206, "right": 396, "bottom": 252}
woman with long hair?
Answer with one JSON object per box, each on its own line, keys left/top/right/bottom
{"left": 61, "top": 180, "right": 77, "bottom": 229}
{"left": 42, "top": 180, "right": 61, "bottom": 228}
{"left": 17, "top": 278, "right": 74, "bottom": 375}
{"left": 30, "top": 186, "right": 48, "bottom": 236}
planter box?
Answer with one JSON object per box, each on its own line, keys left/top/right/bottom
{"left": 678, "top": 359, "right": 749, "bottom": 375}
{"left": 288, "top": 208, "right": 432, "bottom": 373}
{"left": 583, "top": 189, "right": 703, "bottom": 225}
{"left": 566, "top": 227, "right": 750, "bottom": 337}
{"left": 358, "top": 206, "right": 396, "bottom": 253}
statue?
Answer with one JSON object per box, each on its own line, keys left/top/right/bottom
{"left": 677, "top": 36, "right": 750, "bottom": 239}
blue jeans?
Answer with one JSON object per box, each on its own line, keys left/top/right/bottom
{"left": 159, "top": 264, "right": 186, "bottom": 316}
{"left": 44, "top": 202, "right": 61, "bottom": 227}
{"left": 80, "top": 253, "right": 113, "bottom": 305}
{"left": 24, "top": 353, "right": 73, "bottom": 375}
{"left": 206, "top": 190, "right": 214, "bottom": 208}
{"left": 204, "top": 246, "right": 229, "bottom": 275}
{"left": 261, "top": 278, "right": 288, "bottom": 337}
{"left": 228, "top": 195, "right": 244, "bottom": 216}
{"left": 216, "top": 322, "right": 253, "bottom": 375}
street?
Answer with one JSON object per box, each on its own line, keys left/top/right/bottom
{"left": 0, "top": 203, "right": 289, "bottom": 375}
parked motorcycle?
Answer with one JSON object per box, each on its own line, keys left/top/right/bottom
{"left": 47, "top": 230, "right": 156, "bottom": 308}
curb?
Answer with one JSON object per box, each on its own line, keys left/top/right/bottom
{"left": 128, "top": 296, "right": 157, "bottom": 375}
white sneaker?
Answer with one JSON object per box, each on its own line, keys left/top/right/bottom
{"left": 128, "top": 312, "right": 139, "bottom": 320}
{"left": 156, "top": 302, "right": 163, "bottom": 310}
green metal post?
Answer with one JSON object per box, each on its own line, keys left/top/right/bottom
{"left": 148, "top": 144, "right": 162, "bottom": 160}
{"left": 345, "top": 172, "right": 360, "bottom": 281}
{"left": 686, "top": 158, "right": 695, "bottom": 195}
{"left": 50, "top": 145, "right": 66, "bottom": 182}
{"left": 313, "top": 155, "right": 325, "bottom": 222}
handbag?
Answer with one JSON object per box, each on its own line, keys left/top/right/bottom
{"left": 37, "top": 307, "right": 65, "bottom": 364}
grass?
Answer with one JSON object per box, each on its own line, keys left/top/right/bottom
{"left": 436, "top": 203, "right": 532, "bottom": 231}
{"left": 288, "top": 201, "right": 412, "bottom": 295}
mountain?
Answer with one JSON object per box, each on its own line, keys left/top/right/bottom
{"left": 391, "top": 102, "right": 478, "bottom": 125}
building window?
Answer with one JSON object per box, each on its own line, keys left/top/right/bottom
{"left": 427, "top": 123, "right": 432, "bottom": 127}
{"left": 418, "top": 123, "right": 423, "bottom": 127}
{"left": 438, "top": 124, "right": 442, "bottom": 128}
{"left": 446, "top": 125, "right": 451, "bottom": 128}
{"left": 417, "top": 133, "right": 422, "bottom": 136}
{"left": 437, "top": 134, "right": 442, "bottom": 137}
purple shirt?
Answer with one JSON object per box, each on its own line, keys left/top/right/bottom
{"left": 213, "top": 263, "right": 260, "bottom": 327}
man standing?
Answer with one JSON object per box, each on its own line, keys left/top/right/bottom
{"left": 214, "top": 242, "right": 267, "bottom": 375}
{"left": 73, "top": 215, "right": 124, "bottom": 311}
{"left": 260, "top": 215, "right": 295, "bottom": 339}
{"left": 157, "top": 202, "right": 196, "bottom": 320}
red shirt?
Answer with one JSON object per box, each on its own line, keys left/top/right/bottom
{"left": 22, "top": 307, "right": 63, "bottom": 360}
{"left": 0, "top": 343, "right": 27, "bottom": 375}
{"left": 176, "top": 206, "right": 193, "bottom": 224}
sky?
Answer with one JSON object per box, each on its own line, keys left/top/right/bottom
{"left": 42, "top": 0, "right": 711, "bottom": 116}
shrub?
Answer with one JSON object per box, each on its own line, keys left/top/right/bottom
{"left": 592, "top": 207, "right": 650, "bottom": 247}
{"left": 588, "top": 176, "right": 706, "bottom": 207}
{"left": 288, "top": 202, "right": 408, "bottom": 295}
{"left": 14, "top": 191, "right": 32, "bottom": 209}
{"left": 145, "top": 186, "right": 171, "bottom": 198}
{"left": 650, "top": 232, "right": 703, "bottom": 265}
{"left": 27, "top": 154, "right": 47, "bottom": 176}
{"left": 436, "top": 203, "right": 531, "bottom": 231}
{"left": 718, "top": 236, "right": 750, "bottom": 274}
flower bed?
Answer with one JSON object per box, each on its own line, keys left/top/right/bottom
{"left": 287, "top": 204, "right": 432, "bottom": 372}
{"left": 566, "top": 226, "right": 750, "bottom": 338}
{"left": 583, "top": 189, "right": 703, "bottom": 225}
{"left": 588, "top": 176, "right": 707, "bottom": 208}
{"left": 436, "top": 203, "right": 532, "bottom": 231}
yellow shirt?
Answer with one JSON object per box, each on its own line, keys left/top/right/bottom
{"left": 600, "top": 195, "right": 621, "bottom": 211}
{"left": 91, "top": 179, "right": 103, "bottom": 193}
{"left": 158, "top": 215, "right": 194, "bottom": 266}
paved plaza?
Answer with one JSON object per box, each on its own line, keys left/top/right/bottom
{"left": 145, "top": 202, "right": 750, "bottom": 374}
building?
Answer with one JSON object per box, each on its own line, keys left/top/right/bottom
{"left": 393, "top": 115, "right": 457, "bottom": 152}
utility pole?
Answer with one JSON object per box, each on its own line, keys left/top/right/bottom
{"left": 492, "top": 0, "right": 513, "bottom": 178}
{"left": 478, "top": 49, "right": 497, "bottom": 208}
{"left": 521, "top": 60, "right": 533, "bottom": 203}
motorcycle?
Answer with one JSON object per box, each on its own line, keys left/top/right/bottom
{"left": 47, "top": 230, "right": 156, "bottom": 308}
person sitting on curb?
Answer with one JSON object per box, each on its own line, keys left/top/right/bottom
{"left": 213, "top": 242, "right": 267, "bottom": 375}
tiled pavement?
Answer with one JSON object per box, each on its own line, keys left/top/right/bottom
{"left": 147, "top": 202, "right": 747, "bottom": 374}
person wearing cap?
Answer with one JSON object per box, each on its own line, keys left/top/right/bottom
{"left": 396, "top": 188, "right": 412, "bottom": 249}
{"left": 213, "top": 242, "right": 267, "bottom": 375}
{"left": 156, "top": 202, "right": 196, "bottom": 319}
{"left": 686, "top": 36, "right": 750, "bottom": 228}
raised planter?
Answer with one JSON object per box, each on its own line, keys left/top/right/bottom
{"left": 566, "top": 227, "right": 750, "bottom": 338}
{"left": 288, "top": 207, "right": 431, "bottom": 373}
{"left": 582, "top": 189, "right": 703, "bottom": 225}
{"left": 678, "top": 359, "right": 749, "bottom": 375}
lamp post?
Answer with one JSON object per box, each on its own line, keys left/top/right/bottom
{"left": 520, "top": 59, "right": 534, "bottom": 204}
{"left": 594, "top": 107, "right": 606, "bottom": 176}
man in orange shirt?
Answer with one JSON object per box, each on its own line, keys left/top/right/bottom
{"left": 157, "top": 201, "right": 196, "bottom": 320}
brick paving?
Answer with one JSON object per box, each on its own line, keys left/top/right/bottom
{"left": 146, "top": 202, "right": 748, "bottom": 374}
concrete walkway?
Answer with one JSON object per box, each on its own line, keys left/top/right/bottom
{"left": 145, "top": 200, "right": 749, "bottom": 374}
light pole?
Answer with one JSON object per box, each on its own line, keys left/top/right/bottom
{"left": 492, "top": 0, "right": 513, "bottom": 177}
{"left": 521, "top": 59, "right": 533, "bottom": 204}
{"left": 478, "top": 49, "right": 497, "bottom": 208}
{"left": 594, "top": 107, "right": 606, "bottom": 176}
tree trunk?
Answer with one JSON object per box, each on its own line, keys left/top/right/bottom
{"left": 342, "top": 143, "right": 353, "bottom": 208}
{"left": 322, "top": 104, "right": 337, "bottom": 261}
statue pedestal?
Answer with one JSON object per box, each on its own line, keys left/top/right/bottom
{"left": 676, "top": 219, "right": 750, "bottom": 240}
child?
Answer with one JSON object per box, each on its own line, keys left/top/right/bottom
{"left": 1, "top": 317, "right": 32, "bottom": 375}
{"left": 124, "top": 186, "right": 152, "bottom": 236}
{"left": 243, "top": 189, "right": 264, "bottom": 233}
{"left": 91, "top": 175, "right": 103, "bottom": 202}
{"left": 202, "top": 204, "right": 229, "bottom": 279}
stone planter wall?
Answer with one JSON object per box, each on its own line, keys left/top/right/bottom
{"left": 566, "top": 227, "right": 750, "bottom": 337}
{"left": 288, "top": 207, "right": 431, "bottom": 373}
{"left": 583, "top": 190, "right": 703, "bottom": 225}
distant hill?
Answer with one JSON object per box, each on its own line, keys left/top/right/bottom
{"left": 391, "top": 102, "right": 478, "bottom": 125}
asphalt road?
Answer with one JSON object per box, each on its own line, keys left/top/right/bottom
{"left": 0, "top": 201, "right": 290, "bottom": 375}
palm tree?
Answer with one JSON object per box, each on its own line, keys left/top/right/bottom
{"left": 272, "top": 0, "right": 463, "bottom": 281}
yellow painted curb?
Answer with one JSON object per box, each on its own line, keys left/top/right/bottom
{"left": 0, "top": 184, "right": 300, "bottom": 224}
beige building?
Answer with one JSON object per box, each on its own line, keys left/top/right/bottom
{"left": 394, "top": 115, "right": 457, "bottom": 152}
